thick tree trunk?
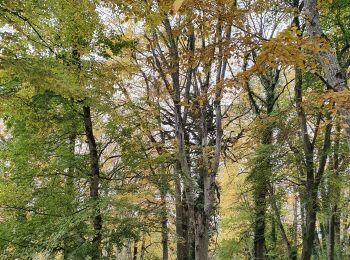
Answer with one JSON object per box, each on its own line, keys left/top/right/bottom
{"left": 254, "top": 185, "right": 267, "bottom": 260}
{"left": 195, "top": 81, "right": 211, "bottom": 260}
{"left": 304, "top": 0, "right": 350, "bottom": 146}
{"left": 252, "top": 71, "right": 277, "bottom": 259}
{"left": 185, "top": 190, "right": 196, "bottom": 259}
{"left": 253, "top": 128, "right": 273, "bottom": 260}
{"left": 83, "top": 105, "right": 102, "bottom": 259}
{"left": 301, "top": 189, "right": 317, "bottom": 260}
{"left": 195, "top": 212, "right": 209, "bottom": 260}
{"left": 172, "top": 49, "right": 197, "bottom": 260}
{"left": 175, "top": 175, "right": 193, "bottom": 260}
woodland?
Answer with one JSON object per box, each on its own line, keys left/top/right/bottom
{"left": 0, "top": 0, "right": 350, "bottom": 259}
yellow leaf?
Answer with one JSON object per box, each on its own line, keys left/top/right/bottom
{"left": 178, "top": 101, "right": 189, "bottom": 106}
{"left": 172, "top": 0, "right": 185, "bottom": 14}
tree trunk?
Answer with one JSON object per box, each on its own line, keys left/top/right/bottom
{"left": 83, "top": 105, "right": 102, "bottom": 259}
{"left": 63, "top": 132, "right": 77, "bottom": 259}
{"left": 296, "top": 65, "right": 333, "bottom": 259}
{"left": 140, "top": 237, "right": 146, "bottom": 260}
{"left": 194, "top": 79, "right": 211, "bottom": 260}
{"left": 195, "top": 212, "right": 209, "bottom": 260}
{"left": 292, "top": 193, "right": 299, "bottom": 259}
{"left": 304, "top": 0, "right": 350, "bottom": 147}
{"left": 184, "top": 189, "right": 195, "bottom": 259}
{"left": 160, "top": 188, "right": 168, "bottom": 260}
{"left": 253, "top": 125, "right": 274, "bottom": 260}
{"left": 295, "top": 67, "right": 314, "bottom": 260}
{"left": 175, "top": 172, "right": 185, "bottom": 260}
{"left": 301, "top": 189, "right": 317, "bottom": 260}
{"left": 132, "top": 240, "right": 138, "bottom": 260}
{"left": 253, "top": 98, "right": 275, "bottom": 260}
{"left": 254, "top": 185, "right": 267, "bottom": 260}
{"left": 329, "top": 209, "right": 336, "bottom": 260}
{"left": 295, "top": 66, "right": 316, "bottom": 260}
{"left": 320, "top": 222, "right": 328, "bottom": 254}
{"left": 126, "top": 239, "right": 132, "bottom": 260}
{"left": 329, "top": 124, "right": 341, "bottom": 260}
{"left": 270, "top": 187, "right": 295, "bottom": 260}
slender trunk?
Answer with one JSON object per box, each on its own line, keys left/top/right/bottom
{"left": 343, "top": 213, "right": 349, "bottom": 257}
{"left": 140, "top": 237, "right": 146, "bottom": 260}
{"left": 329, "top": 124, "right": 341, "bottom": 260}
{"left": 300, "top": 199, "right": 306, "bottom": 243}
{"left": 320, "top": 222, "right": 328, "bottom": 253}
{"left": 175, "top": 171, "right": 185, "bottom": 260}
{"left": 271, "top": 214, "right": 277, "bottom": 250}
{"left": 270, "top": 189, "right": 295, "bottom": 260}
{"left": 295, "top": 65, "right": 316, "bottom": 260}
{"left": 63, "top": 132, "right": 76, "bottom": 258}
{"left": 315, "top": 229, "right": 322, "bottom": 257}
{"left": 292, "top": 193, "right": 298, "bottom": 258}
{"left": 295, "top": 69, "right": 314, "bottom": 259}
{"left": 126, "top": 239, "right": 132, "bottom": 260}
{"left": 300, "top": 121, "right": 332, "bottom": 260}
{"left": 334, "top": 211, "right": 341, "bottom": 258}
{"left": 132, "top": 240, "right": 138, "bottom": 260}
{"left": 83, "top": 106, "right": 102, "bottom": 259}
{"left": 160, "top": 188, "right": 168, "bottom": 260}
{"left": 329, "top": 209, "right": 336, "bottom": 260}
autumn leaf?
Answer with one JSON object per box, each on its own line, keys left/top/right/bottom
{"left": 171, "top": 0, "right": 185, "bottom": 14}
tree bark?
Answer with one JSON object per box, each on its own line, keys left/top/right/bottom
{"left": 295, "top": 66, "right": 315, "bottom": 260}
{"left": 295, "top": 65, "right": 333, "bottom": 259}
{"left": 160, "top": 187, "right": 168, "bottom": 260}
{"left": 140, "top": 237, "right": 146, "bottom": 260}
{"left": 304, "top": 0, "right": 350, "bottom": 147}
{"left": 270, "top": 187, "right": 295, "bottom": 260}
{"left": 83, "top": 105, "right": 102, "bottom": 259}
{"left": 329, "top": 210, "right": 336, "bottom": 260}
{"left": 175, "top": 171, "right": 185, "bottom": 260}
{"left": 195, "top": 212, "right": 209, "bottom": 260}
{"left": 252, "top": 69, "right": 279, "bottom": 259}
{"left": 292, "top": 192, "right": 299, "bottom": 259}
{"left": 132, "top": 240, "right": 138, "bottom": 260}
{"left": 63, "top": 131, "right": 77, "bottom": 258}
{"left": 253, "top": 132, "right": 270, "bottom": 260}
{"left": 329, "top": 124, "right": 341, "bottom": 260}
